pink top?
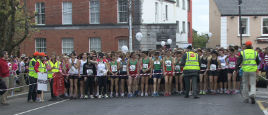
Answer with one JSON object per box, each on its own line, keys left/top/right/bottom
{"left": 228, "top": 55, "right": 237, "bottom": 69}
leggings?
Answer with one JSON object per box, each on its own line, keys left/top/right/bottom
{"left": 85, "top": 76, "right": 95, "bottom": 95}
{"left": 28, "top": 77, "right": 37, "bottom": 101}
{"left": 98, "top": 76, "right": 107, "bottom": 95}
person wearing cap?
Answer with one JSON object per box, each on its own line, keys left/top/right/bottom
{"left": 235, "top": 41, "right": 260, "bottom": 104}
{"left": 27, "top": 52, "right": 40, "bottom": 102}
{"left": 180, "top": 45, "right": 201, "bottom": 99}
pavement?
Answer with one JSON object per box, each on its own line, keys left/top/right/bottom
{"left": 0, "top": 91, "right": 264, "bottom": 115}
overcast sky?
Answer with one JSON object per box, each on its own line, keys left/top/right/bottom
{"left": 192, "top": 0, "right": 209, "bottom": 34}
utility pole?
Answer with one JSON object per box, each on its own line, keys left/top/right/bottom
{"left": 238, "top": 0, "right": 242, "bottom": 47}
{"left": 129, "top": 0, "right": 133, "bottom": 52}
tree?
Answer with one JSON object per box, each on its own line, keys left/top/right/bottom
{"left": 192, "top": 29, "right": 209, "bottom": 49}
{"left": 0, "top": 0, "right": 34, "bottom": 54}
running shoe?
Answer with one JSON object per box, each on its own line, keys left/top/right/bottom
{"left": 104, "top": 94, "right": 109, "bottom": 98}
{"left": 156, "top": 92, "right": 160, "bottom": 97}
{"left": 145, "top": 93, "right": 148, "bottom": 97}
{"left": 115, "top": 93, "right": 119, "bottom": 98}
{"left": 110, "top": 93, "right": 113, "bottom": 98}
{"left": 121, "top": 93, "right": 125, "bottom": 97}
{"left": 202, "top": 91, "right": 206, "bottom": 95}
{"left": 98, "top": 95, "right": 102, "bottom": 99}
{"left": 164, "top": 93, "right": 169, "bottom": 96}
{"left": 128, "top": 93, "right": 133, "bottom": 98}
{"left": 231, "top": 90, "right": 236, "bottom": 95}
{"left": 90, "top": 95, "right": 94, "bottom": 99}
{"left": 199, "top": 91, "right": 203, "bottom": 95}
{"left": 134, "top": 91, "right": 139, "bottom": 97}
{"left": 189, "top": 91, "right": 192, "bottom": 96}
{"left": 84, "top": 95, "right": 88, "bottom": 99}
{"left": 226, "top": 90, "right": 231, "bottom": 94}
{"left": 141, "top": 92, "right": 144, "bottom": 97}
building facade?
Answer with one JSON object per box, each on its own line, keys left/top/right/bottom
{"left": 21, "top": 0, "right": 192, "bottom": 56}
{"left": 208, "top": 0, "right": 268, "bottom": 49}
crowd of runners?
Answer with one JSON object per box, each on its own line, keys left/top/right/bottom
{"left": 0, "top": 44, "right": 268, "bottom": 104}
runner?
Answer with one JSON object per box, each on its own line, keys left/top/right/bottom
{"left": 119, "top": 53, "right": 128, "bottom": 97}
{"left": 151, "top": 52, "right": 162, "bottom": 97}
{"left": 174, "top": 51, "right": 182, "bottom": 95}
{"left": 218, "top": 49, "right": 228, "bottom": 94}
{"left": 108, "top": 54, "right": 119, "bottom": 98}
{"left": 140, "top": 51, "right": 151, "bottom": 97}
{"left": 207, "top": 50, "right": 221, "bottom": 95}
{"left": 199, "top": 49, "right": 209, "bottom": 95}
{"left": 163, "top": 51, "right": 174, "bottom": 96}
{"left": 79, "top": 53, "right": 87, "bottom": 98}
{"left": 226, "top": 48, "right": 237, "bottom": 94}
{"left": 127, "top": 52, "right": 139, "bottom": 98}
{"left": 68, "top": 51, "right": 80, "bottom": 99}
{"left": 96, "top": 53, "right": 109, "bottom": 99}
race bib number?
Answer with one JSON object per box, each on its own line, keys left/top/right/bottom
{"left": 210, "top": 64, "right": 217, "bottom": 71}
{"left": 229, "top": 62, "right": 235, "bottom": 68}
{"left": 143, "top": 64, "right": 148, "bottom": 69}
{"left": 130, "top": 65, "right": 136, "bottom": 71}
{"left": 221, "top": 63, "right": 226, "bottom": 69}
{"left": 87, "top": 69, "right": 93, "bottom": 75}
{"left": 122, "top": 65, "right": 127, "bottom": 71}
{"left": 111, "top": 65, "right": 117, "bottom": 72}
{"left": 175, "top": 65, "right": 180, "bottom": 70}
{"left": 201, "top": 64, "right": 207, "bottom": 68}
{"left": 165, "top": 60, "right": 172, "bottom": 67}
{"left": 154, "top": 61, "right": 160, "bottom": 65}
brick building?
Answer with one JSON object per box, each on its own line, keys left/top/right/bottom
{"left": 21, "top": 0, "right": 192, "bottom": 56}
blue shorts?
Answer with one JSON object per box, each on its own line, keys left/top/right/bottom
{"left": 153, "top": 70, "right": 162, "bottom": 79}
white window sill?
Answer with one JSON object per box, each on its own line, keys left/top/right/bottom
{"left": 237, "top": 34, "right": 250, "bottom": 37}
{"left": 118, "top": 22, "right": 128, "bottom": 24}
{"left": 261, "top": 34, "right": 268, "bottom": 36}
{"left": 36, "top": 24, "right": 45, "bottom": 26}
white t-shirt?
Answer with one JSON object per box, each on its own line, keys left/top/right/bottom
{"left": 68, "top": 59, "right": 79, "bottom": 75}
{"left": 80, "top": 59, "right": 87, "bottom": 74}
{"left": 97, "top": 61, "right": 107, "bottom": 76}
{"left": 20, "top": 61, "right": 25, "bottom": 73}
{"left": 218, "top": 55, "right": 227, "bottom": 69}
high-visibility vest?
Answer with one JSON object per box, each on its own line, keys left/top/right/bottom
{"left": 37, "top": 59, "right": 46, "bottom": 73}
{"left": 241, "top": 49, "right": 258, "bottom": 72}
{"left": 183, "top": 51, "right": 200, "bottom": 70}
{"left": 47, "top": 60, "right": 61, "bottom": 78}
{"left": 28, "top": 58, "right": 37, "bottom": 78}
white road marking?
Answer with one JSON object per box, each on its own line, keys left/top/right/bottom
{"left": 14, "top": 99, "right": 69, "bottom": 115}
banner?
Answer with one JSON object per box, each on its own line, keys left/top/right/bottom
{"left": 37, "top": 72, "right": 48, "bottom": 91}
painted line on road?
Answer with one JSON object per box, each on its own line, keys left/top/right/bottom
{"left": 257, "top": 101, "right": 266, "bottom": 111}
{"left": 14, "top": 99, "right": 69, "bottom": 115}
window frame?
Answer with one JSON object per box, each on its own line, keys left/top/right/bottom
{"left": 237, "top": 17, "right": 250, "bottom": 36}
{"left": 117, "top": 0, "right": 128, "bottom": 23}
{"left": 35, "top": 2, "right": 45, "bottom": 25}
{"left": 62, "top": 38, "right": 74, "bottom": 54}
{"left": 182, "top": 21, "right": 186, "bottom": 33}
{"left": 182, "top": 0, "right": 185, "bottom": 10}
{"left": 176, "top": 0, "right": 180, "bottom": 7}
{"left": 62, "top": 2, "right": 72, "bottom": 25}
{"left": 261, "top": 17, "right": 268, "bottom": 36}
{"left": 90, "top": 0, "right": 100, "bottom": 24}
{"left": 90, "top": 38, "right": 102, "bottom": 52}
{"left": 165, "top": 5, "right": 168, "bottom": 20}
{"left": 35, "top": 38, "right": 47, "bottom": 53}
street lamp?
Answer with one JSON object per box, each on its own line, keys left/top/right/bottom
{"left": 238, "top": 0, "right": 243, "bottom": 47}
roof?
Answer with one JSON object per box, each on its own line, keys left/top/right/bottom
{"left": 214, "top": 0, "right": 268, "bottom": 16}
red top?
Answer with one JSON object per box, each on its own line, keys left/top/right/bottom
{"left": 97, "top": 59, "right": 108, "bottom": 63}
{"left": 0, "top": 58, "right": 10, "bottom": 77}
{"left": 34, "top": 61, "right": 40, "bottom": 73}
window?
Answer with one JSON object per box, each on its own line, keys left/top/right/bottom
{"left": 188, "top": 0, "right": 190, "bottom": 11}
{"left": 35, "top": 38, "right": 46, "bottom": 53}
{"left": 62, "top": 38, "right": 74, "bottom": 54}
{"left": 165, "top": 5, "right": 168, "bottom": 20}
{"left": 182, "top": 21, "right": 186, "bottom": 33}
{"left": 176, "top": 0, "right": 180, "bottom": 7}
{"left": 118, "top": 39, "right": 128, "bottom": 50}
{"left": 239, "top": 17, "right": 249, "bottom": 35}
{"left": 118, "top": 0, "right": 128, "bottom": 23}
{"left": 262, "top": 18, "right": 268, "bottom": 35}
{"left": 62, "top": 2, "right": 72, "bottom": 25}
{"left": 90, "top": 0, "right": 100, "bottom": 24}
{"left": 35, "top": 2, "right": 45, "bottom": 25}
{"left": 188, "top": 22, "right": 190, "bottom": 36}
{"left": 182, "top": 0, "right": 185, "bottom": 10}
{"left": 176, "top": 21, "right": 180, "bottom": 33}
{"left": 155, "top": 2, "right": 159, "bottom": 23}
{"left": 90, "top": 38, "right": 101, "bottom": 51}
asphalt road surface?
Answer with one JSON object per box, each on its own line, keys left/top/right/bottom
{"left": 0, "top": 93, "right": 264, "bottom": 115}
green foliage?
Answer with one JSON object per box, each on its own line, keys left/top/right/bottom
{"left": 0, "top": 0, "right": 34, "bottom": 55}
{"left": 192, "top": 30, "right": 209, "bottom": 49}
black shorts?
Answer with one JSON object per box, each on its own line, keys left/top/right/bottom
{"left": 199, "top": 70, "right": 206, "bottom": 74}
{"left": 228, "top": 69, "right": 235, "bottom": 74}
{"left": 140, "top": 70, "right": 150, "bottom": 77}
{"left": 208, "top": 70, "right": 218, "bottom": 76}
{"left": 119, "top": 71, "right": 128, "bottom": 79}
{"left": 69, "top": 75, "right": 79, "bottom": 79}
{"left": 152, "top": 70, "right": 162, "bottom": 79}
{"left": 218, "top": 69, "right": 227, "bottom": 82}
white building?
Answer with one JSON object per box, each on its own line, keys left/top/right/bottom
{"left": 133, "top": 0, "right": 189, "bottom": 50}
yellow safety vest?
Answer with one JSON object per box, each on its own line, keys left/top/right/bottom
{"left": 47, "top": 60, "right": 61, "bottom": 78}
{"left": 28, "top": 58, "right": 37, "bottom": 78}
{"left": 241, "top": 49, "right": 258, "bottom": 72}
{"left": 183, "top": 51, "right": 200, "bottom": 70}
{"left": 37, "top": 59, "right": 46, "bottom": 73}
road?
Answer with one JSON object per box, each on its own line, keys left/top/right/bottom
{"left": 0, "top": 93, "right": 264, "bottom": 115}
